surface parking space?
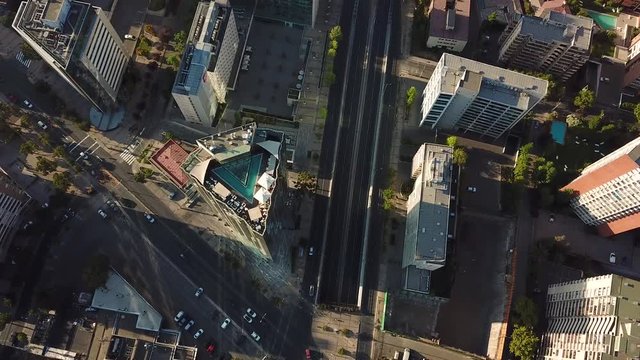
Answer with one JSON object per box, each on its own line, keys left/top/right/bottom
{"left": 458, "top": 148, "right": 509, "bottom": 214}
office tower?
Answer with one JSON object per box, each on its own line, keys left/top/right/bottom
{"left": 402, "top": 143, "right": 455, "bottom": 293}
{"left": 539, "top": 274, "right": 640, "bottom": 360}
{"left": 420, "top": 53, "right": 548, "bottom": 139}
{"left": 254, "top": 0, "right": 319, "bottom": 27}
{"left": 0, "top": 168, "right": 31, "bottom": 263}
{"left": 172, "top": 1, "right": 239, "bottom": 126}
{"left": 498, "top": 10, "right": 593, "bottom": 81}
{"left": 561, "top": 136, "right": 640, "bottom": 237}
{"left": 426, "top": 0, "right": 470, "bottom": 52}
{"left": 181, "top": 123, "right": 286, "bottom": 258}
{"left": 13, "top": 0, "right": 128, "bottom": 112}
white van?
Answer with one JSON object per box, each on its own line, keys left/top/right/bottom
{"left": 402, "top": 348, "right": 410, "bottom": 360}
{"left": 393, "top": 351, "right": 400, "bottom": 360}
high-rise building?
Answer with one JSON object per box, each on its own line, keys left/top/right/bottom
{"left": 426, "top": 0, "right": 470, "bottom": 52}
{"left": 561, "top": 137, "right": 640, "bottom": 237}
{"left": 420, "top": 53, "right": 548, "bottom": 139}
{"left": 498, "top": 10, "right": 593, "bottom": 81}
{"left": 254, "top": 0, "right": 319, "bottom": 27}
{"left": 181, "top": 123, "right": 286, "bottom": 258}
{"left": 539, "top": 274, "right": 640, "bottom": 360}
{"left": 172, "top": 1, "right": 239, "bottom": 126}
{"left": 402, "top": 143, "right": 455, "bottom": 293}
{"left": 13, "top": 0, "right": 128, "bottom": 112}
{"left": 0, "top": 167, "right": 31, "bottom": 263}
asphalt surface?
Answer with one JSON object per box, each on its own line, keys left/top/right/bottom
{"left": 305, "top": 0, "right": 398, "bottom": 308}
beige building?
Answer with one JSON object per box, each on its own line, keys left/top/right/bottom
{"left": 498, "top": 10, "right": 593, "bottom": 81}
{"left": 426, "top": 0, "right": 470, "bottom": 52}
{"left": 539, "top": 274, "right": 640, "bottom": 360}
{"left": 0, "top": 168, "right": 31, "bottom": 263}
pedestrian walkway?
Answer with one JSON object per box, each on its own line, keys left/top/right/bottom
{"left": 15, "top": 51, "right": 32, "bottom": 68}
{"left": 119, "top": 148, "right": 137, "bottom": 165}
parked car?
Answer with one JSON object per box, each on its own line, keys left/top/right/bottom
{"left": 250, "top": 331, "right": 261, "bottom": 342}
{"left": 144, "top": 213, "right": 155, "bottom": 223}
{"left": 195, "top": 287, "right": 204, "bottom": 297}
{"left": 22, "top": 99, "right": 33, "bottom": 108}
{"left": 174, "top": 310, "right": 184, "bottom": 322}
{"left": 37, "top": 121, "right": 47, "bottom": 130}
{"left": 246, "top": 308, "right": 257, "bottom": 318}
{"left": 466, "top": 186, "right": 477, "bottom": 193}
{"left": 184, "top": 319, "right": 195, "bottom": 331}
{"left": 221, "top": 318, "right": 231, "bottom": 329}
{"left": 309, "top": 285, "right": 315, "bottom": 297}
{"left": 124, "top": 34, "right": 136, "bottom": 40}
{"left": 178, "top": 316, "right": 188, "bottom": 327}
{"left": 610, "top": 252, "right": 616, "bottom": 264}
{"left": 193, "top": 329, "right": 204, "bottom": 340}
{"left": 97, "top": 209, "right": 108, "bottom": 219}
{"left": 206, "top": 341, "right": 215, "bottom": 354}
{"left": 305, "top": 349, "right": 312, "bottom": 360}
{"left": 308, "top": 246, "right": 315, "bottom": 256}
{"left": 243, "top": 314, "right": 253, "bottom": 323}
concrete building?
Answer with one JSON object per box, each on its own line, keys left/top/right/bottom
{"left": 402, "top": 143, "right": 455, "bottom": 293}
{"left": 426, "top": 0, "right": 470, "bottom": 52}
{"left": 420, "top": 53, "right": 548, "bottom": 139}
{"left": 0, "top": 167, "right": 31, "bottom": 263}
{"left": 539, "top": 274, "right": 640, "bottom": 360}
{"left": 181, "top": 123, "right": 286, "bottom": 258}
{"left": 253, "top": 0, "right": 319, "bottom": 27}
{"left": 13, "top": 0, "right": 128, "bottom": 112}
{"left": 498, "top": 10, "right": 593, "bottom": 81}
{"left": 561, "top": 136, "right": 640, "bottom": 237}
{"left": 172, "top": 1, "right": 239, "bottom": 126}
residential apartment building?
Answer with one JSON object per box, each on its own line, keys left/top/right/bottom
{"left": 402, "top": 143, "right": 455, "bottom": 293}
{"left": 0, "top": 168, "right": 31, "bottom": 263}
{"left": 172, "top": 1, "right": 239, "bottom": 126}
{"left": 624, "top": 34, "right": 640, "bottom": 89}
{"left": 181, "top": 123, "right": 286, "bottom": 258}
{"left": 498, "top": 10, "right": 593, "bottom": 81}
{"left": 539, "top": 274, "right": 640, "bottom": 360}
{"left": 13, "top": 0, "right": 128, "bottom": 112}
{"left": 254, "top": 0, "right": 319, "bottom": 27}
{"left": 561, "top": 136, "right": 640, "bottom": 237}
{"left": 420, "top": 53, "right": 548, "bottom": 139}
{"left": 426, "top": 0, "right": 470, "bottom": 52}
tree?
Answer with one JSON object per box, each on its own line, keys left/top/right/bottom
{"left": 544, "top": 111, "right": 558, "bottom": 122}
{"left": 329, "top": 25, "right": 343, "bottom": 42}
{"left": 513, "top": 143, "right": 533, "bottom": 184}
{"left": 446, "top": 136, "right": 458, "bottom": 148}
{"left": 634, "top": 103, "right": 640, "bottom": 123}
{"left": 134, "top": 171, "right": 147, "bottom": 183}
{"left": 82, "top": 254, "right": 110, "bottom": 289}
{"left": 161, "top": 131, "right": 175, "bottom": 141}
{"left": 509, "top": 325, "right": 539, "bottom": 360}
{"left": 38, "top": 133, "right": 50, "bottom": 146}
{"left": 173, "top": 31, "right": 187, "bottom": 53}
{"left": 327, "top": 47, "right": 337, "bottom": 57}
{"left": 52, "top": 171, "right": 71, "bottom": 192}
{"left": 533, "top": 158, "right": 556, "bottom": 185}
{"left": 587, "top": 112, "right": 603, "bottom": 130}
{"left": 144, "top": 24, "right": 156, "bottom": 36}
{"left": 15, "top": 332, "right": 27, "bottom": 344}
{"left": 137, "top": 37, "right": 152, "bottom": 57}
{"left": 325, "top": 71, "right": 336, "bottom": 85}
{"left": 20, "top": 42, "right": 41, "bottom": 60}
{"left": 406, "top": 86, "right": 417, "bottom": 107}
{"left": 19, "top": 141, "right": 36, "bottom": 156}
{"left": 330, "top": 40, "right": 338, "bottom": 51}
{"left": 166, "top": 54, "right": 181, "bottom": 68}
{"left": 0, "top": 312, "right": 9, "bottom": 330}
{"left": 382, "top": 187, "right": 394, "bottom": 210}
{"left": 599, "top": 123, "right": 616, "bottom": 133}
{"left": 513, "top": 297, "right": 538, "bottom": 327}
{"left": 294, "top": 171, "right": 317, "bottom": 195}
{"left": 452, "top": 147, "right": 468, "bottom": 166}
{"left": 318, "top": 107, "right": 328, "bottom": 119}
{"left": 565, "top": 113, "right": 582, "bottom": 128}
{"left": 53, "top": 146, "right": 66, "bottom": 159}
{"left": 573, "top": 88, "right": 594, "bottom": 111}
{"left": 35, "top": 156, "right": 56, "bottom": 175}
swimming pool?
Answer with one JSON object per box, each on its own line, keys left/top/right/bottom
{"left": 586, "top": 10, "right": 617, "bottom": 31}
{"left": 213, "top": 153, "right": 263, "bottom": 202}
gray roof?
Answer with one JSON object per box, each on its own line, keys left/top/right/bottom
{"left": 439, "top": 53, "right": 549, "bottom": 110}
{"left": 520, "top": 10, "right": 593, "bottom": 51}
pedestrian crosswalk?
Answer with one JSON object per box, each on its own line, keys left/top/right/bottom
{"left": 15, "top": 51, "right": 32, "bottom": 68}
{"left": 119, "top": 147, "right": 137, "bottom": 165}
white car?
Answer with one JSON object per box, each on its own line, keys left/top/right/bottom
{"left": 308, "top": 246, "right": 315, "bottom": 256}
{"left": 37, "top": 121, "right": 47, "bottom": 130}
{"left": 609, "top": 252, "right": 616, "bottom": 264}
{"left": 221, "top": 318, "right": 231, "bottom": 329}
{"left": 251, "top": 331, "right": 261, "bottom": 342}
{"left": 467, "top": 186, "right": 477, "bottom": 193}
{"left": 194, "top": 287, "right": 203, "bottom": 297}
{"left": 124, "top": 34, "right": 136, "bottom": 40}
{"left": 193, "top": 329, "right": 204, "bottom": 340}
{"left": 23, "top": 99, "right": 33, "bottom": 108}
{"left": 243, "top": 314, "right": 253, "bottom": 323}
{"left": 184, "top": 319, "right": 195, "bottom": 331}
{"left": 144, "top": 213, "right": 155, "bottom": 223}
{"left": 97, "top": 209, "right": 108, "bottom": 219}
{"left": 246, "top": 308, "right": 257, "bottom": 318}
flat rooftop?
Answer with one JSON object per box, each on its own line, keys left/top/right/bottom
{"left": 520, "top": 10, "right": 593, "bottom": 51}
{"left": 150, "top": 140, "right": 190, "bottom": 188}
{"left": 429, "top": 0, "right": 470, "bottom": 42}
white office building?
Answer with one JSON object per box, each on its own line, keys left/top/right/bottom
{"left": 13, "top": 0, "right": 128, "bottom": 112}
{"left": 420, "top": 53, "right": 548, "bottom": 139}
{"left": 172, "top": 1, "right": 239, "bottom": 126}
{"left": 540, "top": 274, "right": 640, "bottom": 360}
{"left": 0, "top": 168, "right": 31, "bottom": 263}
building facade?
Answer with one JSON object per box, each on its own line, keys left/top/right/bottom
{"left": 181, "top": 123, "right": 286, "bottom": 258}
{"left": 498, "top": 10, "right": 593, "bottom": 81}
{"left": 402, "top": 143, "right": 455, "bottom": 293}
{"left": 539, "top": 274, "right": 640, "bottom": 360}
{"left": 253, "top": 0, "right": 319, "bottom": 27}
{"left": 420, "top": 53, "right": 548, "bottom": 139}
{"left": 426, "top": 0, "right": 470, "bottom": 52}
{"left": 0, "top": 168, "right": 31, "bottom": 263}
{"left": 561, "top": 137, "right": 640, "bottom": 237}
{"left": 13, "top": 0, "right": 128, "bottom": 112}
{"left": 172, "top": 1, "right": 239, "bottom": 126}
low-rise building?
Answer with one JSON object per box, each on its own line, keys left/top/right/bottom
{"left": 402, "top": 143, "right": 455, "bottom": 293}
{"left": 0, "top": 167, "right": 31, "bottom": 263}
{"left": 181, "top": 123, "right": 286, "bottom": 258}
{"left": 172, "top": 0, "right": 239, "bottom": 126}
{"left": 426, "top": 0, "right": 470, "bottom": 52}
{"left": 498, "top": 10, "right": 593, "bottom": 81}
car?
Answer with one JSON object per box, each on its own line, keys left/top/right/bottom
{"left": 246, "top": 308, "right": 257, "bottom": 318}
{"left": 184, "top": 319, "right": 195, "bottom": 331}
{"left": 243, "top": 314, "right": 253, "bottom": 323}
{"left": 174, "top": 310, "right": 184, "bottom": 322}
{"left": 549, "top": 214, "right": 555, "bottom": 222}
{"left": 79, "top": 152, "right": 89, "bottom": 160}
{"left": 600, "top": 76, "right": 610, "bottom": 82}
{"left": 250, "top": 331, "right": 260, "bottom": 342}
{"left": 178, "top": 316, "right": 188, "bottom": 327}
{"left": 106, "top": 200, "right": 118, "bottom": 211}
{"left": 124, "top": 34, "right": 136, "bottom": 40}
{"left": 22, "top": 99, "right": 33, "bottom": 108}
{"left": 193, "top": 329, "right": 204, "bottom": 340}
{"left": 305, "top": 349, "right": 312, "bottom": 360}
{"left": 37, "top": 121, "right": 47, "bottom": 130}
{"left": 206, "top": 341, "right": 215, "bottom": 354}
{"left": 610, "top": 252, "right": 616, "bottom": 264}
{"left": 195, "top": 287, "right": 204, "bottom": 297}
{"left": 168, "top": 191, "right": 176, "bottom": 199}
{"left": 308, "top": 246, "right": 315, "bottom": 256}
{"left": 221, "top": 318, "right": 230, "bottom": 329}
{"left": 144, "top": 213, "right": 155, "bottom": 223}
{"left": 97, "top": 209, "right": 108, "bottom": 219}
{"left": 467, "top": 186, "right": 477, "bottom": 193}
{"left": 309, "top": 285, "right": 315, "bottom": 297}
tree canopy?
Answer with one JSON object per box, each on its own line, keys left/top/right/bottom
{"left": 173, "top": 31, "right": 187, "bottom": 53}
{"left": 446, "top": 136, "right": 458, "bottom": 148}
{"left": 294, "top": 171, "right": 317, "bottom": 195}
{"left": 52, "top": 171, "right": 72, "bottom": 192}
{"left": 513, "top": 297, "right": 538, "bottom": 328}
{"left": 573, "top": 88, "right": 594, "bottom": 111}
{"left": 452, "top": 148, "right": 468, "bottom": 166}
{"left": 406, "top": 87, "right": 417, "bottom": 107}
{"left": 509, "top": 325, "right": 539, "bottom": 360}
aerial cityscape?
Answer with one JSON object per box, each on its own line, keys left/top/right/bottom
{"left": 0, "top": 0, "right": 639, "bottom": 358}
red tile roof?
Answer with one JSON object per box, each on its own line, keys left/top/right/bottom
{"left": 561, "top": 156, "right": 639, "bottom": 195}
{"left": 597, "top": 211, "right": 640, "bottom": 236}
{"left": 150, "top": 140, "right": 190, "bottom": 188}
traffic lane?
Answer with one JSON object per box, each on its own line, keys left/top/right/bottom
{"left": 0, "top": 58, "right": 60, "bottom": 115}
